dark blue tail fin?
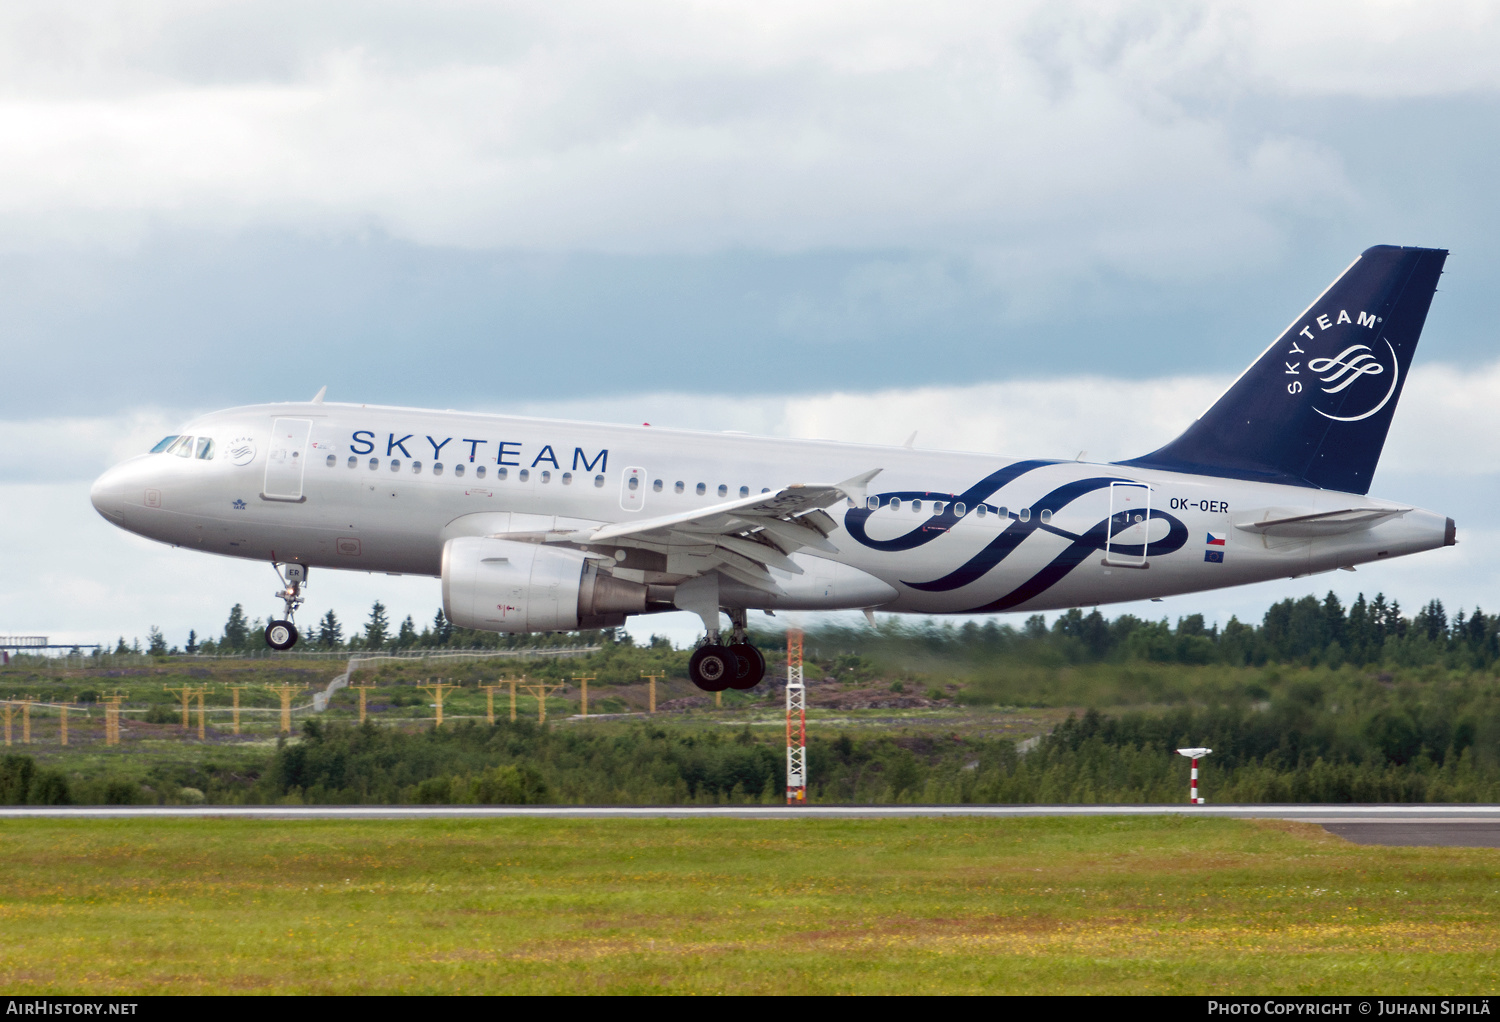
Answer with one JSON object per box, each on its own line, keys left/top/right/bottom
{"left": 1121, "top": 244, "right": 1447, "bottom": 494}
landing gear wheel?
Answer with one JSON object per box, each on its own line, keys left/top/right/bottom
{"left": 265, "top": 620, "right": 299, "bottom": 651}
{"left": 689, "top": 644, "right": 734, "bottom": 692}
{"left": 727, "top": 642, "right": 765, "bottom": 689}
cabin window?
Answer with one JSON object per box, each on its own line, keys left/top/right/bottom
{"left": 518, "top": 468, "right": 528, "bottom": 482}
{"left": 653, "top": 479, "right": 663, "bottom": 492}
{"left": 369, "top": 457, "right": 379, "bottom": 470}
{"left": 455, "top": 464, "right": 465, "bottom": 477}
{"left": 1040, "top": 509, "right": 1052, "bottom": 524}
{"left": 675, "top": 481, "right": 685, "bottom": 494}
{"left": 933, "top": 501, "right": 946, "bottom": 515}
{"left": 628, "top": 476, "right": 639, "bottom": 491}
{"left": 412, "top": 461, "right": 422, "bottom": 474}
{"left": 717, "top": 484, "right": 728, "bottom": 497}
{"left": 434, "top": 463, "right": 444, "bottom": 476}
{"left": 562, "top": 472, "right": 572, "bottom": 485}
{"left": 150, "top": 436, "right": 179, "bottom": 454}
{"left": 196, "top": 438, "right": 215, "bottom": 460}
{"left": 541, "top": 470, "right": 551, "bottom": 483}
{"left": 326, "top": 454, "right": 336, "bottom": 468}
{"left": 497, "top": 467, "right": 507, "bottom": 480}
{"left": 390, "top": 459, "right": 401, "bottom": 471}
{"left": 997, "top": 506, "right": 1008, "bottom": 518}
{"left": 975, "top": 504, "right": 986, "bottom": 518}
{"left": 696, "top": 483, "right": 706, "bottom": 496}
{"left": 1019, "top": 507, "right": 1030, "bottom": 522}
{"left": 953, "top": 502, "right": 966, "bottom": 516}
{"left": 866, "top": 496, "right": 880, "bottom": 510}
{"left": 762, "top": 488, "right": 771, "bottom": 494}
{"left": 890, "top": 497, "right": 902, "bottom": 511}
{"left": 347, "top": 456, "right": 357, "bottom": 469}
{"left": 739, "top": 486, "right": 749, "bottom": 498}
{"left": 594, "top": 474, "right": 605, "bottom": 487}
{"left": 476, "top": 465, "right": 487, "bottom": 478}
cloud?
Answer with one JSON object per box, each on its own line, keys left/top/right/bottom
{"left": 3, "top": 0, "right": 1468, "bottom": 269}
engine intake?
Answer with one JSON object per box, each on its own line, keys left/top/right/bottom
{"left": 442, "top": 537, "right": 647, "bottom": 633}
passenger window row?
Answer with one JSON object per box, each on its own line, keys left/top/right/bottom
{"left": 328, "top": 454, "right": 601, "bottom": 487}
{"left": 653, "top": 479, "right": 770, "bottom": 498}
{"left": 861, "top": 496, "right": 1052, "bottom": 524}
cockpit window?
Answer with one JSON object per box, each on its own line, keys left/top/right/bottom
{"left": 150, "top": 436, "right": 179, "bottom": 454}
{"left": 170, "top": 435, "right": 195, "bottom": 458}
{"left": 196, "top": 437, "right": 215, "bottom": 460}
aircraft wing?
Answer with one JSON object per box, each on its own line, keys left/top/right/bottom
{"left": 550, "top": 469, "right": 882, "bottom": 592}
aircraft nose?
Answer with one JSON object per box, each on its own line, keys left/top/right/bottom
{"left": 90, "top": 463, "right": 132, "bottom": 523}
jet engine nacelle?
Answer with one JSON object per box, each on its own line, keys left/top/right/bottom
{"left": 442, "top": 536, "right": 647, "bottom": 633}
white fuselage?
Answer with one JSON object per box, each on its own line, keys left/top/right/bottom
{"left": 90, "top": 401, "right": 1453, "bottom": 618}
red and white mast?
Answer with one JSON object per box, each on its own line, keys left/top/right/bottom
{"left": 786, "top": 629, "right": 807, "bottom": 805}
{"left": 1177, "top": 747, "right": 1212, "bottom": 804}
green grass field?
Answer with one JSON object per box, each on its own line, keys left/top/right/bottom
{"left": 1, "top": 816, "right": 1496, "bottom": 994}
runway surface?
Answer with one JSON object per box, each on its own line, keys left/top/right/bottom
{"left": 4, "top": 804, "right": 1500, "bottom": 845}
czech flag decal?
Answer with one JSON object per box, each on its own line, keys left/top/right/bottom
{"left": 1206, "top": 531, "right": 1226, "bottom": 546}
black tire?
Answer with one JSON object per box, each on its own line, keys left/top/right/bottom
{"left": 727, "top": 642, "right": 765, "bottom": 689}
{"left": 688, "top": 644, "right": 734, "bottom": 692}
{"left": 265, "top": 620, "right": 299, "bottom": 651}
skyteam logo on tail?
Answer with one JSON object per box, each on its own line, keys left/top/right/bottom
{"left": 1286, "top": 308, "right": 1400, "bottom": 423}
{"left": 1308, "top": 339, "right": 1400, "bottom": 422}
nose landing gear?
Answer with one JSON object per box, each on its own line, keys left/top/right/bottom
{"left": 264, "top": 562, "right": 306, "bottom": 651}
{"left": 686, "top": 608, "right": 766, "bottom": 692}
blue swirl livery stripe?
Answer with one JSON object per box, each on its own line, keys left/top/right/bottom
{"left": 963, "top": 510, "right": 1189, "bottom": 613}
{"left": 843, "top": 459, "right": 1060, "bottom": 552}
{"left": 902, "top": 476, "right": 1129, "bottom": 592}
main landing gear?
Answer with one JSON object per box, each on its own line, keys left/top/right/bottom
{"left": 687, "top": 609, "right": 766, "bottom": 692}
{"left": 264, "top": 563, "right": 306, "bottom": 651}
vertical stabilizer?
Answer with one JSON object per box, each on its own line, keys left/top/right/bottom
{"left": 1121, "top": 245, "right": 1447, "bottom": 494}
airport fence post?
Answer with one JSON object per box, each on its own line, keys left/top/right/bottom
{"left": 522, "top": 681, "right": 563, "bottom": 725}
{"left": 573, "top": 677, "right": 594, "bottom": 718}
{"left": 165, "top": 685, "right": 195, "bottom": 731}
{"left": 2, "top": 700, "right": 13, "bottom": 746}
{"left": 479, "top": 682, "right": 504, "bottom": 725}
{"left": 103, "top": 692, "right": 126, "bottom": 746}
{"left": 641, "top": 673, "right": 662, "bottom": 714}
{"left": 266, "top": 683, "right": 303, "bottom": 735}
{"left": 419, "top": 680, "right": 457, "bottom": 728}
{"left": 349, "top": 683, "right": 376, "bottom": 724}
{"left": 227, "top": 685, "right": 249, "bottom": 734}
{"left": 1177, "top": 747, "right": 1212, "bottom": 804}
{"left": 195, "top": 688, "right": 207, "bottom": 741}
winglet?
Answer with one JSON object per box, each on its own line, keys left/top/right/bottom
{"left": 311, "top": 386, "right": 327, "bottom": 404}
{"left": 835, "top": 468, "right": 883, "bottom": 505}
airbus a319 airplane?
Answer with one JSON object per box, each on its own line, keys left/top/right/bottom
{"left": 92, "top": 245, "right": 1454, "bottom": 691}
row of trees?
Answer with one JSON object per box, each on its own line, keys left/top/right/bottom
{"left": 119, "top": 603, "right": 633, "bottom": 657}
{"left": 805, "top": 593, "right": 1500, "bottom": 670}
{"left": 109, "top": 589, "right": 1500, "bottom": 669}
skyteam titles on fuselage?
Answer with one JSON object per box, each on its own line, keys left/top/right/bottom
{"left": 348, "top": 429, "right": 608, "bottom": 472}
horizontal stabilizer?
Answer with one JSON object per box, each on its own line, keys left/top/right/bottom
{"left": 1234, "top": 506, "right": 1411, "bottom": 538}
